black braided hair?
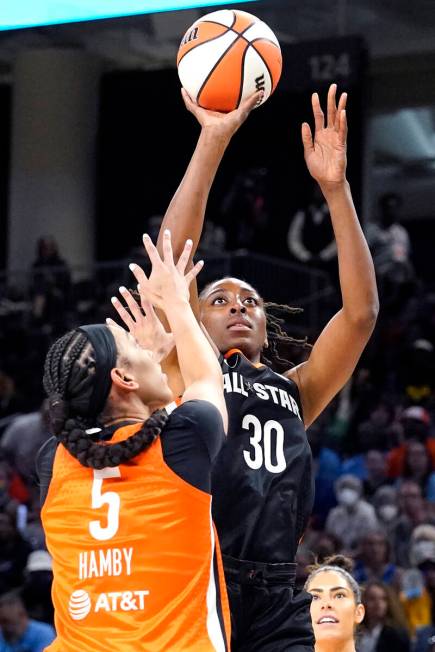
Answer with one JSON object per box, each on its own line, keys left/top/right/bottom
{"left": 261, "top": 301, "right": 311, "bottom": 368}
{"left": 43, "top": 329, "right": 168, "bottom": 469}
{"left": 198, "top": 279, "right": 311, "bottom": 370}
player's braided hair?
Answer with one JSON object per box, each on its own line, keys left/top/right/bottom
{"left": 262, "top": 301, "right": 310, "bottom": 368}
{"left": 43, "top": 329, "right": 168, "bottom": 469}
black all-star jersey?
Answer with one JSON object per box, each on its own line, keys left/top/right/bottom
{"left": 212, "top": 349, "right": 314, "bottom": 563}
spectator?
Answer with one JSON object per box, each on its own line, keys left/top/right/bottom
{"left": 287, "top": 185, "right": 337, "bottom": 273}
{"left": 353, "top": 531, "right": 403, "bottom": 591}
{"left": 0, "top": 371, "right": 24, "bottom": 420}
{"left": 0, "top": 459, "right": 20, "bottom": 521}
{"left": 325, "top": 475, "right": 379, "bottom": 551}
{"left": 373, "top": 486, "right": 401, "bottom": 547}
{"left": 393, "top": 481, "right": 435, "bottom": 567}
{"left": 365, "top": 192, "right": 414, "bottom": 312}
{"left": 400, "top": 440, "right": 435, "bottom": 501}
{"left": 308, "top": 420, "right": 341, "bottom": 527}
{"left": 415, "top": 627, "right": 435, "bottom": 652}
{"left": 388, "top": 406, "right": 434, "bottom": 479}
{"left": 221, "top": 167, "right": 270, "bottom": 252}
{"left": 309, "top": 531, "right": 341, "bottom": 564}
{"left": 400, "top": 532, "right": 435, "bottom": 636}
{"left": 398, "top": 338, "right": 435, "bottom": 405}
{"left": 0, "top": 590, "right": 55, "bottom": 651}
{"left": 364, "top": 450, "right": 391, "bottom": 499}
{"left": 359, "top": 580, "right": 410, "bottom": 652}
{"left": 31, "top": 236, "right": 71, "bottom": 332}
{"left": 21, "top": 551, "right": 54, "bottom": 625}
{"left": 0, "top": 402, "right": 51, "bottom": 490}
{"left": 0, "top": 512, "right": 31, "bottom": 593}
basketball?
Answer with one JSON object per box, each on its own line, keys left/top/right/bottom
{"left": 177, "top": 9, "right": 282, "bottom": 113}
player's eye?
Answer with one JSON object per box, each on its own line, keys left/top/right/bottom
{"left": 335, "top": 592, "right": 345, "bottom": 599}
{"left": 310, "top": 594, "right": 319, "bottom": 600}
{"left": 212, "top": 296, "right": 227, "bottom": 305}
{"left": 244, "top": 297, "right": 258, "bottom": 305}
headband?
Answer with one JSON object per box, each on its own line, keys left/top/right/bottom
{"left": 77, "top": 324, "right": 117, "bottom": 417}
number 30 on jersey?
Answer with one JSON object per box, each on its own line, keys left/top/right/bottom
{"left": 242, "top": 414, "right": 286, "bottom": 473}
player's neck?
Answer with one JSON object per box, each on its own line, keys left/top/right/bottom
{"left": 316, "top": 641, "right": 355, "bottom": 652}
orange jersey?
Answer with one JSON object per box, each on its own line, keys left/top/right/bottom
{"left": 41, "top": 420, "right": 230, "bottom": 651}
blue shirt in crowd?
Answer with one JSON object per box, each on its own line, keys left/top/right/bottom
{"left": 0, "top": 619, "right": 55, "bottom": 652}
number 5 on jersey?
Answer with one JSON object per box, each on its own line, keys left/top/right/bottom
{"left": 242, "top": 414, "right": 286, "bottom": 473}
{"left": 89, "top": 467, "right": 121, "bottom": 541}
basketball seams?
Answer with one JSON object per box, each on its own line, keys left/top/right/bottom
{"left": 250, "top": 37, "right": 281, "bottom": 50}
{"left": 249, "top": 41, "right": 274, "bottom": 89}
{"left": 235, "top": 44, "right": 249, "bottom": 110}
{"left": 197, "top": 35, "right": 247, "bottom": 110}
{"left": 178, "top": 11, "right": 281, "bottom": 111}
{"left": 177, "top": 27, "right": 231, "bottom": 66}
{"left": 177, "top": 19, "right": 256, "bottom": 66}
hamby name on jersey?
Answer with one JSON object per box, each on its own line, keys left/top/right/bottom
{"left": 78, "top": 547, "right": 133, "bottom": 580}
{"left": 222, "top": 370, "right": 302, "bottom": 421}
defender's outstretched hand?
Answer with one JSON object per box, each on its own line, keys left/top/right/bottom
{"left": 182, "top": 87, "right": 262, "bottom": 139}
{"left": 130, "top": 230, "right": 203, "bottom": 310}
{"left": 301, "top": 84, "right": 347, "bottom": 190}
{"left": 108, "top": 286, "right": 174, "bottom": 363}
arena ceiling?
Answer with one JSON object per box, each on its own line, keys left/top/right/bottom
{"left": 0, "top": 0, "right": 434, "bottom": 75}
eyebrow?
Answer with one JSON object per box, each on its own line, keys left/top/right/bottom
{"left": 207, "top": 287, "right": 259, "bottom": 297}
{"left": 309, "top": 586, "right": 349, "bottom": 593}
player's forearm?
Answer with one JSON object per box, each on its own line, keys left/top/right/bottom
{"left": 157, "top": 127, "right": 231, "bottom": 261}
{"left": 163, "top": 296, "right": 222, "bottom": 387}
{"left": 321, "top": 180, "right": 379, "bottom": 326}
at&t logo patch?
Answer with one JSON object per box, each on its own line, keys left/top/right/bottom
{"left": 68, "top": 590, "right": 91, "bottom": 620}
{"left": 68, "top": 589, "right": 150, "bottom": 620}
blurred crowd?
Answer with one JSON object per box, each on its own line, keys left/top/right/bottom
{"left": 0, "top": 190, "right": 434, "bottom": 651}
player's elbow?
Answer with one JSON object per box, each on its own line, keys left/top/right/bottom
{"left": 350, "top": 300, "right": 379, "bottom": 334}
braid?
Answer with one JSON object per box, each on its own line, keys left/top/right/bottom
{"left": 43, "top": 329, "right": 169, "bottom": 469}
{"left": 58, "top": 409, "right": 169, "bottom": 469}
{"left": 262, "top": 302, "right": 311, "bottom": 369}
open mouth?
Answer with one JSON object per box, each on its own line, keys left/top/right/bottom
{"left": 317, "top": 616, "right": 339, "bottom": 625}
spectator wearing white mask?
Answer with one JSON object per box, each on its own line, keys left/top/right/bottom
{"left": 326, "top": 475, "right": 379, "bottom": 551}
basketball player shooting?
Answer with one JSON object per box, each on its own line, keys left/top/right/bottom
{"left": 114, "top": 84, "right": 378, "bottom": 651}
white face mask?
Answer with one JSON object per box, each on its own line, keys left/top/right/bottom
{"left": 379, "top": 504, "right": 398, "bottom": 522}
{"left": 337, "top": 488, "right": 359, "bottom": 507}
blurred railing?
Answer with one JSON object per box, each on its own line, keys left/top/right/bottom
{"left": 0, "top": 251, "right": 337, "bottom": 335}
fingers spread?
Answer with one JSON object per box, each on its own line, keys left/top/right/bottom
{"left": 111, "top": 296, "right": 134, "bottom": 331}
{"left": 185, "top": 259, "right": 204, "bottom": 286}
{"left": 119, "top": 286, "right": 142, "bottom": 321}
{"left": 338, "top": 109, "right": 348, "bottom": 145}
{"left": 335, "top": 92, "right": 347, "bottom": 130}
{"left": 129, "top": 262, "right": 148, "bottom": 288}
{"left": 137, "top": 286, "right": 157, "bottom": 321}
{"left": 162, "top": 229, "right": 175, "bottom": 266}
{"left": 105, "top": 317, "right": 124, "bottom": 332}
{"left": 176, "top": 239, "right": 193, "bottom": 274}
{"left": 312, "top": 92, "right": 324, "bottom": 133}
{"left": 143, "top": 233, "right": 163, "bottom": 268}
{"left": 327, "top": 83, "right": 337, "bottom": 128}
{"left": 301, "top": 122, "right": 313, "bottom": 151}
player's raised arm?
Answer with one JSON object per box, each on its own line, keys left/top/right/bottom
{"left": 286, "top": 84, "right": 379, "bottom": 428}
{"left": 156, "top": 90, "right": 261, "bottom": 288}
{"left": 137, "top": 230, "right": 227, "bottom": 430}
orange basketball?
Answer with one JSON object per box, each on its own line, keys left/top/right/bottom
{"left": 177, "top": 9, "right": 282, "bottom": 113}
